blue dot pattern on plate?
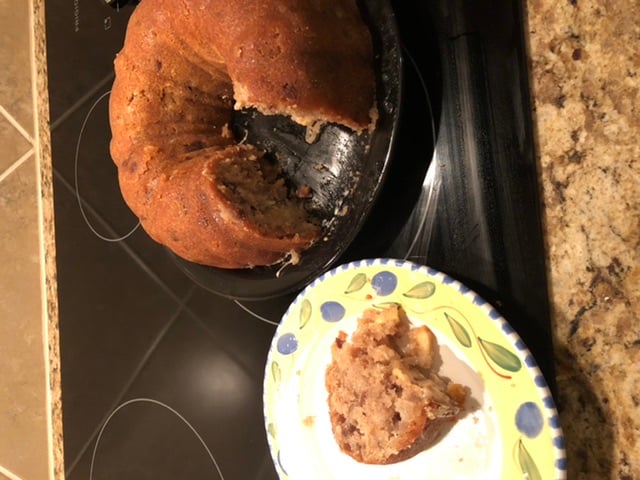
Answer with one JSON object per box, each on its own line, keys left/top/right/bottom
{"left": 553, "top": 436, "right": 565, "bottom": 449}
{"left": 320, "top": 301, "right": 346, "bottom": 322}
{"left": 501, "top": 322, "right": 515, "bottom": 334}
{"left": 277, "top": 333, "right": 298, "bottom": 355}
{"left": 549, "top": 414, "right": 561, "bottom": 429}
{"left": 515, "top": 401, "right": 544, "bottom": 438}
{"left": 556, "top": 457, "right": 568, "bottom": 471}
{"left": 371, "top": 271, "right": 398, "bottom": 296}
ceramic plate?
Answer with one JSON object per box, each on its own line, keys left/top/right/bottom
{"left": 263, "top": 258, "right": 566, "bottom": 480}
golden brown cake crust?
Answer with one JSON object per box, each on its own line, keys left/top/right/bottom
{"left": 170, "top": 0, "right": 376, "bottom": 131}
{"left": 109, "top": 0, "right": 376, "bottom": 268}
{"left": 325, "top": 305, "right": 467, "bottom": 464}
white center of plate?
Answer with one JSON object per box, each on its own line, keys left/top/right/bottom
{"left": 273, "top": 315, "right": 504, "bottom": 480}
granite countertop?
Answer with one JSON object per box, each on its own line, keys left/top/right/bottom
{"left": 526, "top": 0, "right": 640, "bottom": 478}
{"left": 24, "top": 0, "right": 639, "bottom": 479}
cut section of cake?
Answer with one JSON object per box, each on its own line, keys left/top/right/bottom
{"left": 325, "top": 304, "right": 468, "bottom": 464}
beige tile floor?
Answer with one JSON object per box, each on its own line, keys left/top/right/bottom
{"left": 0, "top": 0, "right": 51, "bottom": 479}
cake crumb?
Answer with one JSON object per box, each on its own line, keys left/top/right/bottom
{"left": 296, "top": 184, "right": 313, "bottom": 199}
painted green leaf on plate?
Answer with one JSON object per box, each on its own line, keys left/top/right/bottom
{"left": 267, "top": 422, "right": 277, "bottom": 439}
{"left": 372, "top": 301, "right": 401, "bottom": 310}
{"left": 345, "top": 272, "right": 367, "bottom": 294}
{"left": 478, "top": 338, "right": 522, "bottom": 372}
{"left": 271, "top": 361, "right": 282, "bottom": 383}
{"left": 517, "top": 438, "right": 542, "bottom": 480}
{"left": 299, "top": 299, "right": 312, "bottom": 329}
{"left": 403, "top": 281, "right": 436, "bottom": 299}
{"left": 445, "top": 312, "right": 472, "bottom": 348}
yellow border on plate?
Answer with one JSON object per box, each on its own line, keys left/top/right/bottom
{"left": 263, "top": 259, "right": 566, "bottom": 480}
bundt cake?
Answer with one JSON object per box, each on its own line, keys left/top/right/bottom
{"left": 325, "top": 305, "right": 467, "bottom": 464}
{"left": 108, "top": 0, "right": 377, "bottom": 268}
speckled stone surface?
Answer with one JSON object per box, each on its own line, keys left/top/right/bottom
{"left": 31, "top": 0, "right": 64, "bottom": 478}
{"left": 526, "top": 1, "right": 640, "bottom": 479}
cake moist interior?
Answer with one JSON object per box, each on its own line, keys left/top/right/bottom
{"left": 325, "top": 305, "right": 467, "bottom": 464}
{"left": 215, "top": 156, "right": 318, "bottom": 238}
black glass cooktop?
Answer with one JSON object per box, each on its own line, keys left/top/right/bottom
{"left": 45, "top": 0, "right": 554, "bottom": 478}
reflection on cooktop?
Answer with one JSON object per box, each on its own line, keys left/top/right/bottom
{"left": 82, "top": 311, "right": 272, "bottom": 480}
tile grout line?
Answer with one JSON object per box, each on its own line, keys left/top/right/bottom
{"left": 0, "top": 98, "right": 35, "bottom": 181}
{"left": 0, "top": 465, "right": 24, "bottom": 480}
{"left": 0, "top": 104, "right": 34, "bottom": 145}
{"left": 0, "top": 148, "right": 34, "bottom": 183}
